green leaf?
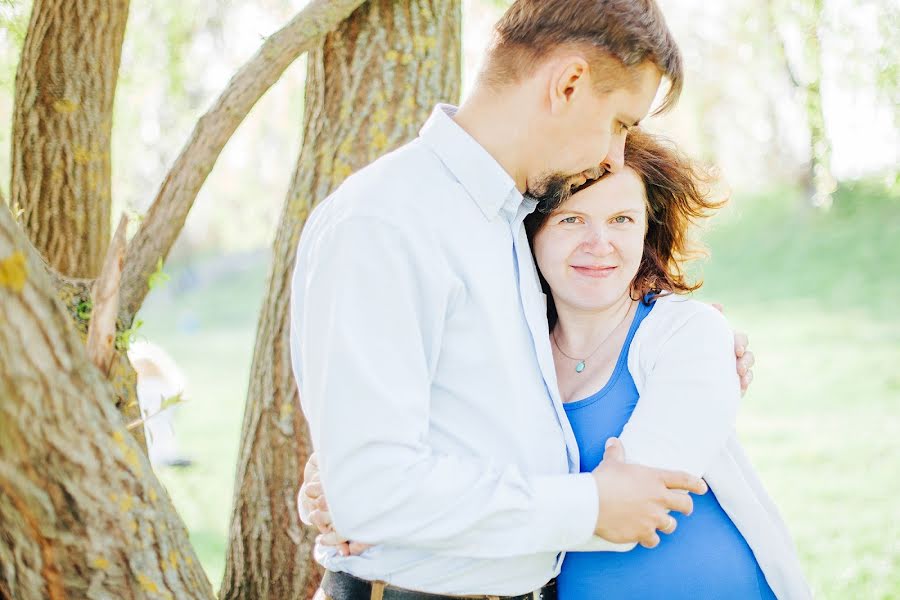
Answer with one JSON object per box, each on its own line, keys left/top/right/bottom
{"left": 159, "top": 392, "right": 186, "bottom": 412}
{"left": 147, "top": 257, "right": 170, "bottom": 291}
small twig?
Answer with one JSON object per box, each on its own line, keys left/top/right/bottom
{"left": 86, "top": 215, "right": 128, "bottom": 376}
{"left": 126, "top": 393, "right": 187, "bottom": 431}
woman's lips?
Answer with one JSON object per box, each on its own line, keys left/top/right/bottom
{"left": 571, "top": 265, "right": 617, "bottom": 278}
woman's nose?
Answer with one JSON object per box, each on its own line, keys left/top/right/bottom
{"left": 581, "top": 227, "right": 613, "bottom": 253}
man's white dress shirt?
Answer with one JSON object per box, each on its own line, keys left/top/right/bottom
{"left": 290, "top": 105, "right": 599, "bottom": 595}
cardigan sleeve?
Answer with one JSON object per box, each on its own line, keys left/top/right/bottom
{"left": 618, "top": 302, "right": 740, "bottom": 477}
{"left": 566, "top": 301, "right": 740, "bottom": 553}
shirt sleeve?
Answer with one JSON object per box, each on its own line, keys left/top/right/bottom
{"left": 565, "top": 305, "right": 740, "bottom": 553}
{"left": 292, "top": 215, "right": 598, "bottom": 558}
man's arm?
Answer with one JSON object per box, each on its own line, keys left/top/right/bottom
{"left": 294, "top": 216, "right": 599, "bottom": 558}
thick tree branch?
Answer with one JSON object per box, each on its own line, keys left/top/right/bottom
{"left": 86, "top": 215, "right": 127, "bottom": 375}
{"left": 118, "top": 0, "right": 367, "bottom": 320}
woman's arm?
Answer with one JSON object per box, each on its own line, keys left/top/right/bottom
{"left": 618, "top": 303, "right": 740, "bottom": 476}
{"left": 569, "top": 302, "right": 739, "bottom": 552}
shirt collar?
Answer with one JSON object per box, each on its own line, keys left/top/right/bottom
{"left": 419, "top": 104, "right": 523, "bottom": 221}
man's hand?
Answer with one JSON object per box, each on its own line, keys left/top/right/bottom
{"left": 591, "top": 438, "right": 707, "bottom": 549}
{"left": 298, "top": 452, "right": 370, "bottom": 556}
{"left": 298, "top": 453, "right": 321, "bottom": 525}
{"left": 711, "top": 303, "right": 755, "bottom": 396}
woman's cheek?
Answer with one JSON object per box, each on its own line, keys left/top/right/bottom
{"left": 625, "top": 236, "right": 644, "bottom": 277}
{"left": 535, "top": 233, "right": 563, "bottom": 278}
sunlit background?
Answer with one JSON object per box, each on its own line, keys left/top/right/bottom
{"left": 1, "top": 0, "right": 898, "bottom": 598}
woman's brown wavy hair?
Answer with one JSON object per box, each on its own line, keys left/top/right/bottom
{"left": 525, "top": 129, "right": 725, "bottom": 328}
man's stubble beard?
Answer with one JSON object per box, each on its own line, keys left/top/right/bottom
{"left": 529, "top": 167, "right": 608, "bottom": 215}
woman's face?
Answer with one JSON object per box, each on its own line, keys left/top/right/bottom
{"left": 532, "top": 167, "right": 647, "bottom": 313}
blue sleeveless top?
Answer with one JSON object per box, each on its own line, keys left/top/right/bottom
{"left": 557, "top": 299, "right": 776, "bottom": 600}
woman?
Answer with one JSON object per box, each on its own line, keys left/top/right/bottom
{"left": 301, "top": 130, "right": 810, "bottom": 599}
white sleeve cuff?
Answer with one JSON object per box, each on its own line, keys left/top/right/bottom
{"left": 531, "top": 473, "right": 599, "bottom": 551}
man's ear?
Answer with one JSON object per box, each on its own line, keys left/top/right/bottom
{"left": 548, "top": 56, "right": 589, "bottom": 115}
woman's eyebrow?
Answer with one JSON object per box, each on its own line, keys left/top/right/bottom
{"left": 552, "top": 208, "right": 590, "bottom": 217}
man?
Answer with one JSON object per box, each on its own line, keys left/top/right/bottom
{"left": 290, "top": 1, "right": 754, "bottom": 599}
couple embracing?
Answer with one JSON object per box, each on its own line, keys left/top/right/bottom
{"left": 290, "top": 1, "right": 810, "bottom": 598}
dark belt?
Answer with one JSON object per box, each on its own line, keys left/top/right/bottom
{"left": 321, "top": 570, "right": 557, "bottom": 600}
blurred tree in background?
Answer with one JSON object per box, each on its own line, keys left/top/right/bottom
{"left": 766, "top": 0, "right": 834, "bottom": 208}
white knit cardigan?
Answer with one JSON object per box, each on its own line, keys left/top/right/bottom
{"left": 577, "top": 294, "right": 812, "bottom": 599}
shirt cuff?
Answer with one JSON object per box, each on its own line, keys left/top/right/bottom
{"left": 531, "top": 472, "right": 598, "bottom": 551}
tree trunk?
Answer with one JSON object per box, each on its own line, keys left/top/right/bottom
{"left": 51, "top": 272, "right": 148, "bottom": 451}
{"left": 11, "top": 0, "right": 129, "bottom": 279}
{"left": 0, "top": 204, "right": 213, "bottom": 600}
{"left": 218, "top": 2, "right": 461, "bottom": 598}
{"left": 801, "top": 4, "right": 834, "bottom": 209}
{"left": 766, "top": 0, "right": 834, "bottom": 208}
{"left": 6, "top": 0, "right": 149, "bottom": 449}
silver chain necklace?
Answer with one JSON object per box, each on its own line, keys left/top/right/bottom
{"left": 551, "top": 303, "right": 635, "bottom": 373}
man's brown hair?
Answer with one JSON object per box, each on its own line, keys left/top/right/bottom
{"left": 483, "top": 0, "right": 683, "bottom": 114}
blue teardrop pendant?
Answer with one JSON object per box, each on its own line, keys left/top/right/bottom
{"left": 575, "top": 361, "right": 586, "bottom": 373}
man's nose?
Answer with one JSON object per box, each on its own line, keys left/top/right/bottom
{"left": 602, "top": 135, "right": 626, "bottom": 174}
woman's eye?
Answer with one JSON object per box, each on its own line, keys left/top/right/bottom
{"left": 560, "top": 216, "right": 580, "bottom": 224}
{"left": 612, "top": 215, "right": 632, "bottom": 224}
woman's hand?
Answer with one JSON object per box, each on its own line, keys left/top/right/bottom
{"left": 298, "top": 452, "right": 371, "bottom": 556}
{"left": 734, "top": 330, "right": 754, "bottom": 395}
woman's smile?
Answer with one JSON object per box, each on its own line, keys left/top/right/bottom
{"left": 570, "top": 264, "right": 618, "bottom": 278}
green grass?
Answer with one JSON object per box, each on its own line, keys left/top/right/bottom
{"left": 693, "top": 178, "right": 900, "bottom": 599}
{"left": 137, "top": 178, "right": 900, "bottom": 598}
{"left": 137, "top": 260, "right": 271, "bottom": 588}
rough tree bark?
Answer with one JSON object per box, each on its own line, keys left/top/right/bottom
{"left": 7, "top": 0, "right": 150, "bottom": 448}
{"left": 11, "top": 0, "right": 130, "bottom": 278}
{"left": 218, "top": 1, "right": 461, "bottom": 598}
{"left": 0, "top": 204, "right": 215, "bottom": 600}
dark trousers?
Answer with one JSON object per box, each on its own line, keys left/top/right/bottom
{"left": 319, "top": 571, "right": 558, "bottom": 600}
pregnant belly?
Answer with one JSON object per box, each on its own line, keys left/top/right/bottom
{"left": 556, "top": 489, "right": 775, "bottom": 600}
